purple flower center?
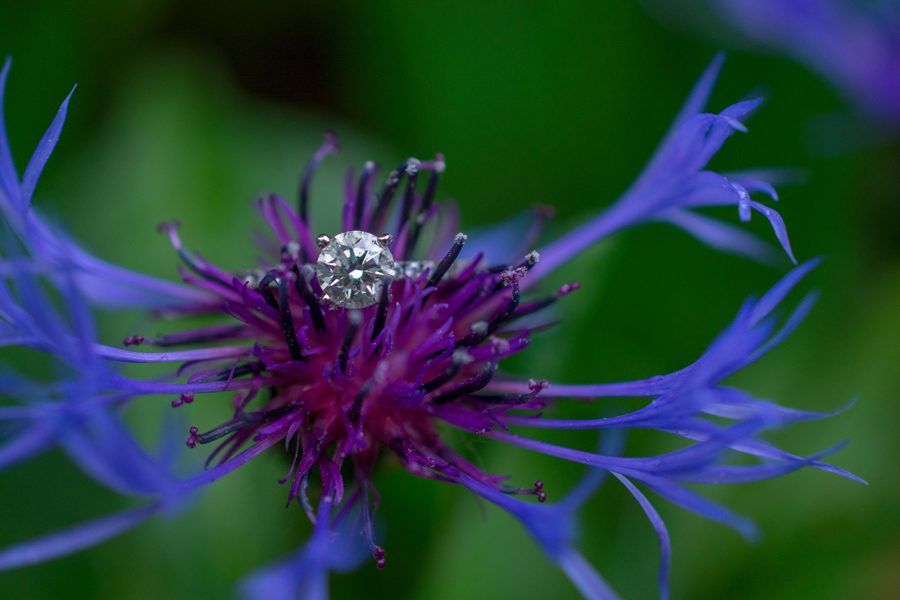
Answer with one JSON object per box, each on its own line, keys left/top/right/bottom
{"left": 148, "top": 144, "right": 560, "bottom": 559}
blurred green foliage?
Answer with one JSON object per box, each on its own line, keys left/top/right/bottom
{"left": 1, "top": 1, "right": 897, "bottom": 598}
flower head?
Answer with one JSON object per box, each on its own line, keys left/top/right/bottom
{"left": 0, "top": 56, "right": 861, "bottom": 598}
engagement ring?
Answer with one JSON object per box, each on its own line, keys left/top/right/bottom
{"left": 315, "top": 230, "right": 439, "bottom": 309}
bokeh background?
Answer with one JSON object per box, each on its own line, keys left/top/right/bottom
{"left": 1, "top": 1, "right": 898, "bottom": 598}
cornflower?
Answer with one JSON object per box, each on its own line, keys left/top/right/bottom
{"left": 0, "top": 55, "right": 861, "bottom": 599}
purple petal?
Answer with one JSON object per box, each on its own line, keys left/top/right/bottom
{"left": 182, "top": 436, "right": 280, "bottom": 490}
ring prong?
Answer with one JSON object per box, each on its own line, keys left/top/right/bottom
{"left": 376, "top": 234, "right": 393, "bottom": 248}
{"left": 316, "top": 234, "right": 332, "bottom": 250}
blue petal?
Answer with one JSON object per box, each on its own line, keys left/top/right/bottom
{"left": 532, "top": 58, "right": 791, "bottom": 283}
{"left": 462, "top": 210, "right": 546, "bottom": 265}
{"left": 239, "top": 496, "right": 368, "bottom": 600}
{"left": 749, "top": 200, "right": 796, "bottom": 263}
{"left": 0, "top": 424, "right": 56, "bottom": 470}
{"left": 61, "top": 411, "right": 182, "bottom": 500}
{"left": 457, "top": 474, "right": 619, "bottom": 598}
{"left": 612, "top": 474, "right": 671, "bottom": 600}
{"left": 633, "top": 474, "right": 759, "bottom": 541}
{"left": 672, "top": 53, "right": 725, "bottom": 127}
{"left": 0, "top": 57, "right": 19, "bottom": 210}
{"left": 20, "top": 87, "right": 74, "bottom": 209}
{"left": 557, "top": 549, "right": 620, "bottom": 600}
{"left": 749, "top": 257, "right": 821, "bottom": 324}
{"left": 0, "top": 504, "right": 159, "bottom": 570}
{"left": 670, "top": 443, "right": 850, "bottom": 484}
{"left": 665, "top": 209, "right": 780, "bottom": 264}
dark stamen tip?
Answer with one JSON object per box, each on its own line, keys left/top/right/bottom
{"left": 123, "top": 334, "right": 145, "bottom": 347}
{"left": 257, "top": 271, "right": 281, "bottom": 311}
{"left": 558, "top": 281, "right": 580, "bottom": 296}
{"left": 499, "top": 267, "right": 527, "bottom": 286}
{"left": 353, "top": 161, "right": 378, "bottom": 229}
{"left": 427, "top": 232, "right": 467, "bottom": 287}
{"left": 156, "top": 220, "right": 180, "bottom": 235}
{"left": 280, "top": 241, "right": 301, "bottom": 263}
{"left": 171, "top": 393, "right": 194, "bottom": 408}
{"left": 374, "top": 546, "right": 386, "bottom": 569}
{"left": 533, "top": 203, "right": 555, "bottom": 220}
{"left": 528, "top": 379, "right": 549, "bottom": 393}
{"left": 323, "top": 129, "right": 339, "bottom": 151}
{"left": 395, "top": 160, "right": 422, "bottom": 242}
{"left": 186, "top": 426, "right": 199, "bottom": 449}
{"left": 369, "top": 159, "right": 413, "bottom": 230}
{"left": 298, "top": 132, "right": 340, "bottom": 224}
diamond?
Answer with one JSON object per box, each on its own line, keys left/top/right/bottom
{"left": 315, "top": 231, "right": 395, "bottom": 308}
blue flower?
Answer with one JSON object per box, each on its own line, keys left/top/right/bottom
{"left": 0, "top": 58, "right": 191, "bottom": 569}
{"left": 705, "top": 0, "right": 900, "bottom": 125}
{"left": 534, "top": 54, "right": 794, "bottom": 276}
{"left": 0, "top": 253, "right": 189, "bottom": 568}
{"left": 0, "top": 54, "right": 861, "bottom": 599}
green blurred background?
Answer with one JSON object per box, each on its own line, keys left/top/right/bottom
{"left": 1, "top": 1, "right": 897, "bottom": 598}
